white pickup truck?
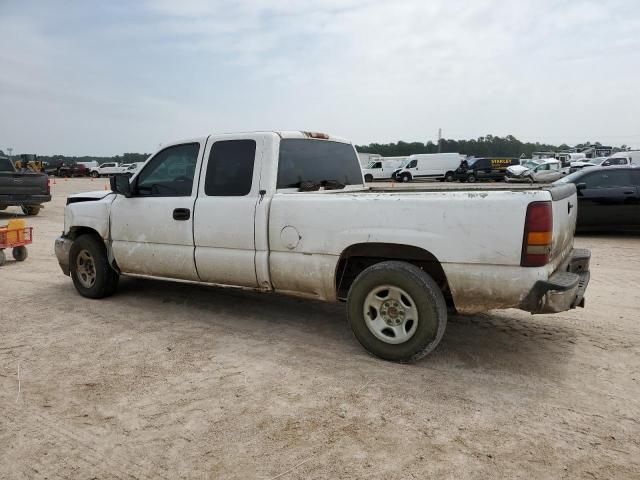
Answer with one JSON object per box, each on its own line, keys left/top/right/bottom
{"left": 55, "top": 131, "right": 590, "bottom": 362}
{"left": 89, "top": 162, "right": 125, "bottom": 178}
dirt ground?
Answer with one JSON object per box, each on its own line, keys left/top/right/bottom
{"left": 1, "top": 178, "right": 639, "bottom": 479}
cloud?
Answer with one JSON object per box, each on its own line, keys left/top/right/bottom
{"left": 0, "top": 0, "right": 639, "bottom": 155}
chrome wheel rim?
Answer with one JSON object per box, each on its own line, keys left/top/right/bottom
{"left": 363, "top": 285, "right": 419, "bottom": 344}
{"left": 76, "top": 249, "right": 97, "bottom": 288}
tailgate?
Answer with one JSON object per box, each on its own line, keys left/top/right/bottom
{"left": 547, "top": 184, "right": 578, "bottom": 269}
{"left": 0, "top": 173, "right": 48, "bottom": 196}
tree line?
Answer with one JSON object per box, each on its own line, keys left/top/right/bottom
{"left": 356, "top": 135, "right": 623, "bottom": 158}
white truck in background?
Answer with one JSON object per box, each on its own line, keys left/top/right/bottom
{"left": 55, "top": 130, "right": 590, "bottom": 363}
{"left": 362, "top": 157, "right": 406, "bottom": 182}
{"left": 89, "top": 162, "right": 125, "bottom": 178}
{"left": 392, "top": 153, "right": 465, "bottom": 182}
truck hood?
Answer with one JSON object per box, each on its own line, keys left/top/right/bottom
{"left": 68, "top": 190, "right": 113, "bottom": 200}
{"left": 66, "top": 190, "right": 114, "bottom": 205}
{"left": 506, "top": 165, "right": 530, "bottom": 176}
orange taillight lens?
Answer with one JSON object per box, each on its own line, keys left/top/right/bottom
{"left": 521, "top": 201, "right": 553, "bottom": 267}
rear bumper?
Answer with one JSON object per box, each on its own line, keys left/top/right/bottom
{"left": 520, "top": 248, "right": 591, "bottom": 314}
{"left": 0, "top": 194, "right": 51, "bottom": 206}
{"left": 54, "top": 236, "right": 73, "bottom": 276}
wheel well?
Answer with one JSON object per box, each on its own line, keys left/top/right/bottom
{"left": 335, "top": 243, "right": 454, "bottom": 308}
{"left": 67, "top": 226, "right": 102, "bottom": 241}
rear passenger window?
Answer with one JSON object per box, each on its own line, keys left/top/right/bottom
{"left": 584, "top": 170, "right": 632, "bottom": 188}
{"left": 205, "top": 140, "right": 256, "bottom": 196}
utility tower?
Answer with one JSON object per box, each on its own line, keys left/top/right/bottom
{"left": 437, "top": 128, "right": 442, "bottom": 153}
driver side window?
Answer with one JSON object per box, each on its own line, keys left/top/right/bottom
{"left": 136, "top": 143, "right": 200, "bottom": 197}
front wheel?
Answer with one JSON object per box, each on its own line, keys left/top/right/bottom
{"left": 347, "top": 261, "right": 447, "bottom": 362}
{"left": 400, "top": 173, "right": 411, "bottom": 183}
{"left": 69, "top": 234, "right": 119, "bottom": 298}
{"left": 364, "top": 174, "right": 373, "bottom": 183}
{"left": 90, "top": 171, "right": 99, "bottom": 178}
{"left": 466, "top": 174, "right": 476, "bottom": 183}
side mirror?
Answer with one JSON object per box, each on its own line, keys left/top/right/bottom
{"left": 576, "top": 182, "right": 587, "bottom": 191}
{"left": 602, "top": 161, "right": 610, "bottom": 166}
{"left": 110, "top": 174, "right": 132, "bottom": 197}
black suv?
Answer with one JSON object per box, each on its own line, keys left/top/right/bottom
{"left": 454, "top": 157, "right": 519, "bottom": 182}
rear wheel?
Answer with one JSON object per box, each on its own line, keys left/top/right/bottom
{"left": 444, "top": 171, "right": 455, "bottom": 182}
{"left": 69, "top": 234, "right": 119, "bottom": 298}
{"left": 12, "top": 246, "right": 27, "bottom": 262}
{"left": 466, "top": 174, "right": 476, "bottom": 183}
{"left": 21, "top": 206, "right": 41, "bottom": 216}
{"left": 0, "top": 250, "right": 5, "bottom": 266}
{"left": 347, "top": 261, "right": 447, "bottom": 362}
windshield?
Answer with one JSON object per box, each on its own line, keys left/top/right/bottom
{"left": 522, "top": 160, "right": 542, "bottom": 169}
{"left": 554, "top": 169, "right": 584, "bottom": 184}
{"left": 277, "top": 139, "right": 363, "bottom": 189}
{"left": 0, "top": 158, "right": 15, "bottom": 172}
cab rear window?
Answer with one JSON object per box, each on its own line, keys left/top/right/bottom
{"left": 277, "top": 140, "right": 362, "bottom": 189}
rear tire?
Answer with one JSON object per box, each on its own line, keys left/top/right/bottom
{"left": 21, "top": 206, "right": 41, "bottom": 216}
{"left": 444, "top": 171, "right": 455, "bottom": 182}
{"left": 0, "top": 250, "right": 5, "bottom": 266}
{"left": 466, "top": 174, "right": 476, "bottom": 183}
{"left": 12, "top": 246, "right": 28, "bottom": 262}
{"left": 69, "top": 234, "right": 119, "bottom": 298}
{"left": 347, "top": 261, "right": 447, "bottom": 363}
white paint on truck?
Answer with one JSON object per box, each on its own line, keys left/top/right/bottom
{"left": 55, "top": 130, "right": 591, "bottom": 362}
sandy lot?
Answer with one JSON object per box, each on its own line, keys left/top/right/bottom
{"left": 1, "top": 178, "right": 639, "bottom": 479}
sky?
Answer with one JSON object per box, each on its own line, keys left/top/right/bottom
{"left": 1, "top": 0, "right": 639, "bottom": 156}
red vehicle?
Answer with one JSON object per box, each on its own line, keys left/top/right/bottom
{"left": 57, "top": 163, "right": 88, "bottom": 177}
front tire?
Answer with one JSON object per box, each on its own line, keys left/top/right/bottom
{"left": 400, "top": 173, "right": 412, "bottom": 183}
{"left": 364, "top": 174, "right": 373, "bottom": 183}
{"left": 69, "top": 234, "right": 119, "bottom": 298}
{"left": 90, "top": 171, "right": 99, "bottom": 178}
{"left": 347, "top": 261, "right": 447, "bottom": 362}
{"left": 466, "top": 174, "right": 476, "bottom": 183}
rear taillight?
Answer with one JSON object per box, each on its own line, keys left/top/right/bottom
{"left": 47, "top": 177, "right": 51, "bottom": 194}
{"left": 521, "top": 201, "right": 553, "bottom": 267}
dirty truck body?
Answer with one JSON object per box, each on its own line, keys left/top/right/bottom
{"left": 55, "top": 131, "right": 590, "bottom": 362}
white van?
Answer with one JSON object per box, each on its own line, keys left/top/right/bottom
{"left": 362, "top": 158, "right": 407, "bottom": 182}
{"left": 610, "top": 151, "right": 640, "bottom": 163}
{"left": 393, "top": 153, "right": 464, "bottom": 182}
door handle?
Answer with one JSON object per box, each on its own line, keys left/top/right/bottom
{"left": 173, "top": 208, "right": 190, "bottom": 221}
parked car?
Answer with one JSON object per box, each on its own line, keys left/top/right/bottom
{"left": 58, "top": 163, "right": 89, "bottom": 177}
{"left": 55, "top": 130, "right": 590, "bottom": 363}
{"left": 454, "top": 157, "right": 519, "bottom": 182}
{"left": 362, "top": 158, "right": 406, "bottom": 182}
{"left": 570, "top": 156, "right": 632, "bottom": 173}
{"left": 505, "top": 159, "right": 568, "bottom": 183}
{"left": 0, "top": 155, "right": 51, "bottom": 215}
{"left": 89, "top": 162, "right": 124, "bottom": 178}
{"left": 554, "top": 165, "right": 640, "bottom": 230}
{"left": 122, "top": 162, "right": 145, "bottom": 177}
{"left": 391, "top": 153, "right": 464, "bottom": 182}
